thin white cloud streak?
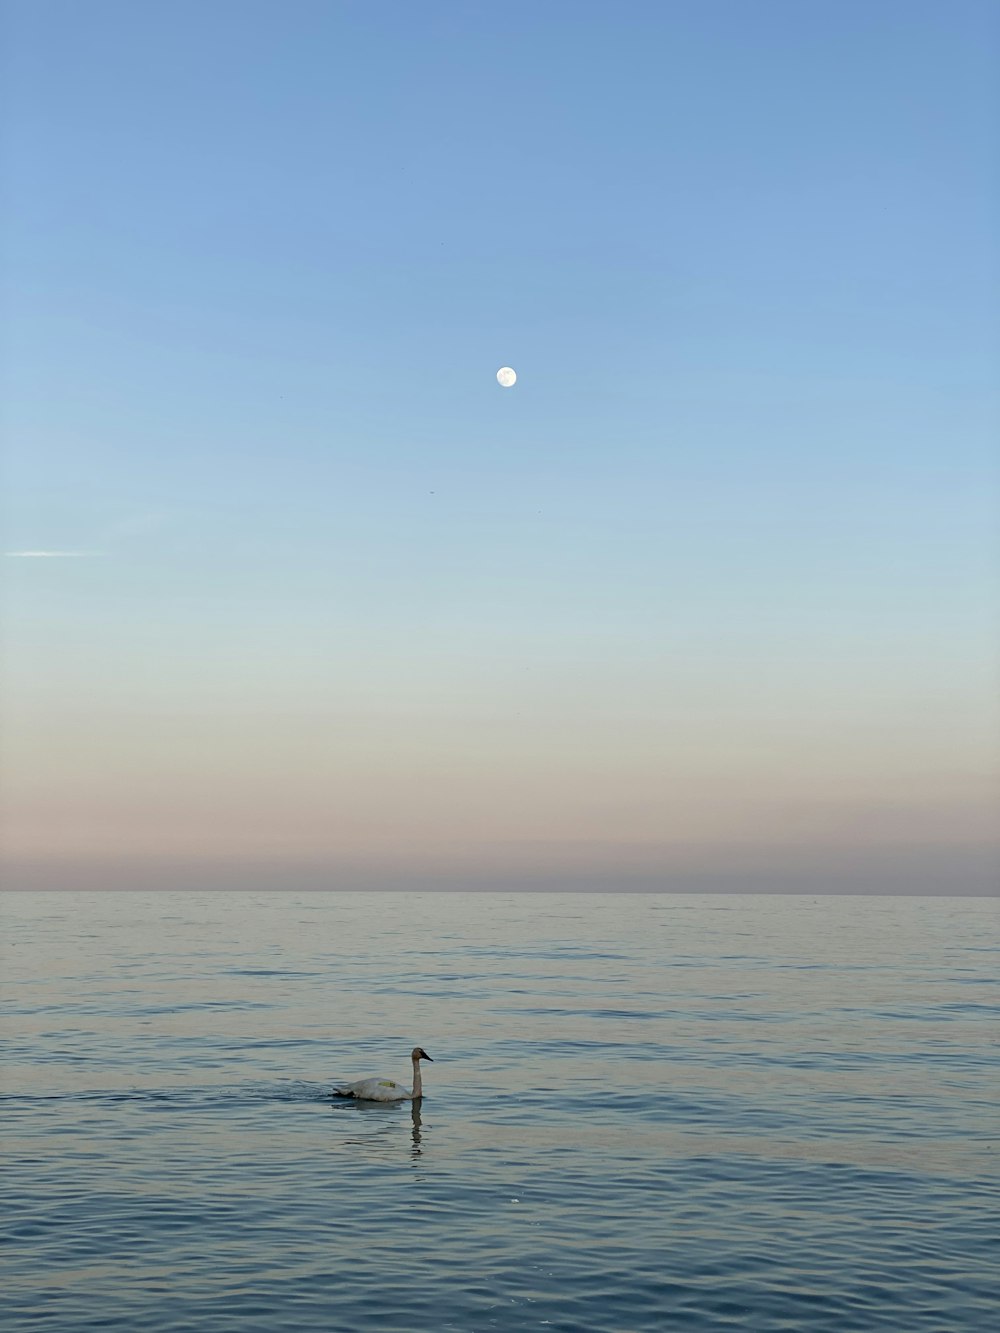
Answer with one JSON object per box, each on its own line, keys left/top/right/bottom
{"left": 4, "top": 550, "right": 98, "bottom": 558}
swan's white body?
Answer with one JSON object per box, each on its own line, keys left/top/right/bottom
{"left": 333, "top": 1047, "right": 432, "bottom": 1102}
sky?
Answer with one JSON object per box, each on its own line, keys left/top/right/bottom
{"left": 2, "top": 0, "right": 997, "bottom": 893}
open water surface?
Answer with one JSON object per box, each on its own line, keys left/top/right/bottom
{"left": 1, "top": 891, "right": 997, "bottom": 1331}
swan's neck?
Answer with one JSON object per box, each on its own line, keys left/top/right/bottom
{"left": 411, "top": 1059, "right": 423, "bottom": 1099}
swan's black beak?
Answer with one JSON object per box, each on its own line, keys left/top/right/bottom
{"left": 420, "top": 1050, "right": 433, "bottom": 1061}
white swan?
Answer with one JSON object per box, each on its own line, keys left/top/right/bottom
{"left": 332, "top": 1046, "right": 433, "bottom": 1102}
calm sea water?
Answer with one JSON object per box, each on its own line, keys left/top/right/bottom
{"left": 2, "top": 891, "right": 997, "bottom": 1331}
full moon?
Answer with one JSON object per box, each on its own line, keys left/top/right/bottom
{"left": 496, "top": 366, "right": 517, "bottom": 388}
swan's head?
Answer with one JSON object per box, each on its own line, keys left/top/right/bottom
{"left": 411, "top": 1046, "right": 433, "bottom": 1062}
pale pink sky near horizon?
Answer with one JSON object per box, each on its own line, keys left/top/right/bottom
{"left": 3, "top": 628, "right": 997, "bottom": 893}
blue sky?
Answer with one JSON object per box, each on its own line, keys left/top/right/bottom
{"left": 2, "top": 0, "right": 997, "bottom": 891}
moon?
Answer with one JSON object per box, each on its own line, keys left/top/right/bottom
{"left": 496, "top": 366, "right": 517, "bottom": 388}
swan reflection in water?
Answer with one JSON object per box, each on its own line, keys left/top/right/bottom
{"left": 333, "top": 1094, "right": 427, "bottom": 1162}
{"left": 410, "top": 1098, "right": 423, "bottom": 1158}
